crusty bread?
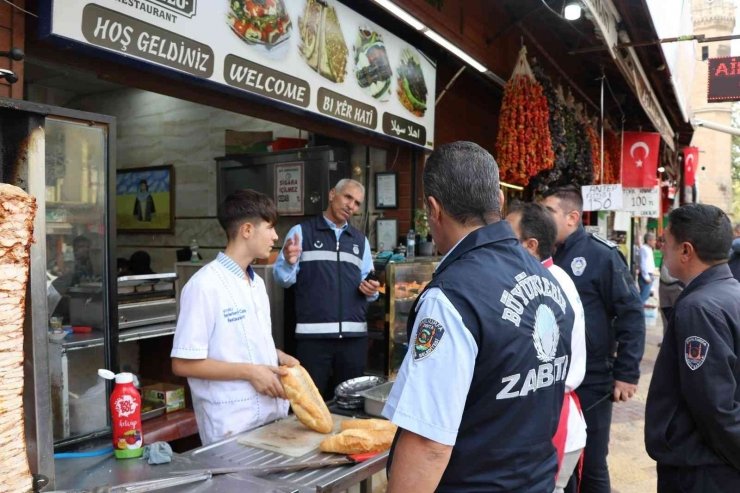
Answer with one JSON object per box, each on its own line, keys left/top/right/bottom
{"left": 340, "top": 419, "right": 397, "bottom": 433}
{"left": 280, "top": 365, "right": 333, "bottom": 434}
{"left": 319, "top": 429, "right": 395, "bottom": 455}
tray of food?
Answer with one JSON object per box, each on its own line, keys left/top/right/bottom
{"left": 227, "top": 0, "right": 293, "bottom": 49}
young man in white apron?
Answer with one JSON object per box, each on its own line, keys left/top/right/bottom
{"left": 171, "top": 190, "right": 299, "bottom": 446}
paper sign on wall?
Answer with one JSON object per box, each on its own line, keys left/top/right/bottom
{"left": 582, "top": 184, "right": 623, "bottom": 211}
{"left": 275, "top": 162, "right": 304, "bottom": 216}
{"left": 623, "top": 187, "right": 660, "bottom": 218}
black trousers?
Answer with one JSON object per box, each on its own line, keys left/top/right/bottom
{"left": 658, "top": 464, "right": 740, "bottom": 493}
{"left": 565, "top": 385, "right": 613, "bottom": 493}
{"left": 295, "top": 337, "right": 368, "bottom": 400}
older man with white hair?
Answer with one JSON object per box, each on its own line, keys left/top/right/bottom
{"left": 274, "top": 179, "right": 379, "bottom": 398}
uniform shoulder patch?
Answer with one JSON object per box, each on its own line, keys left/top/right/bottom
{"left": 685, "top": 336, "right": 709, "bottom": 370}
{"left": 589, "top": 233, "right": 618, "bottom": 249}
{"left": 413, "top": 318, "right": 445, "bottom": 361}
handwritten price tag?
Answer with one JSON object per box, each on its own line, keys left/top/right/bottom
{"left": 623, "top": 187, "right": 660, "bottom": 217}
{"left": 581, "top": 184, "right": 623, "bottom": 211}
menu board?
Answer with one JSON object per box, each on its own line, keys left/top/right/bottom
{"left": 45, "top": 0, "right": 437, "bottom": 149}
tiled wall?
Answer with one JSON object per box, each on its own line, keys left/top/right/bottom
{"left": 64, "top": 88, "right": 304, "bottom": 273}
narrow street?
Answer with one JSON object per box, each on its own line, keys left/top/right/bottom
{"left": 610, "top": 314, "right": 663, "bottom": 493}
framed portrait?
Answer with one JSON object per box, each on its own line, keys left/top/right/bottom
{"left": 116, "top": 165, "right": 175, "bottom": 234}
{"left": 375, "top": 171, "right": 398, "bottom": 209}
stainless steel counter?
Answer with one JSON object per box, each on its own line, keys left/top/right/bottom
{"left": 53, "top": 449, "right": 304, "bottom": 493}
{"left": 186, "top": 433, "right": 388, "bottom": 493}
{"left": 54, "top": 426, "right": 388, "bottom": 493}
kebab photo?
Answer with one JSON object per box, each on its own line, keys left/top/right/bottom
{"left": 396, "top": 49, "right": 428, "bottom": 118}
{"left": 298, "top": 0, "right": 349, "bottom": 83}
{"left": 354, "top": 28, "right": 393, "bottom": 101}
{"left": 227, "top": 0, "right": 293, "bottom": 49}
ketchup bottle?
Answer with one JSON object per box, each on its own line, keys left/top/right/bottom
{"left": 98, "top": 369, "right": 143, "bottom": 459}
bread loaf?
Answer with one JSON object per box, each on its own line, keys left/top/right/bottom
{"left": 279, "top": 365, "right": 333, "bottom": 433}
{"left": 340, "top": 419, "right": 397, "bottom": 433}
{"left": 319, "top": 429, "right": 395, "bottom": 455}
{"left": 0, "top": 184, "right": 36, "bottom": 493}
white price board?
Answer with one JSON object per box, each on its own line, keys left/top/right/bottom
{"left": 275, "top": 162, "right": 304, "bottom": 216}
{"left": 582, "top": 184, "right": 623, "bottom": 211}
{"left": 623, "top": 187, "right": 660, "bottom": 218}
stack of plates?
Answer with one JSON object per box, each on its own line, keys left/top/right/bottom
{"left": 334, "top": 376, "right": 386, "bottom": 410}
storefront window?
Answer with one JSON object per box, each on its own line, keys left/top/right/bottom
{"left": 45, "top": 117, "right": 110, "bottom": 441}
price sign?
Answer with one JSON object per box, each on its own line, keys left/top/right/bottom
{"left": 623, "top": 187, "right": 660, "bottom": 217}
{"left": 581, "top": 184, "right": 623, "bottom": 211}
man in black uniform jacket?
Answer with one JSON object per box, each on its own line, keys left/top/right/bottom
{"left": 542, "top": 186, "right": 645, "bottom": 493}
{"left": 645, "top": 204, "right": 740, "bottom": 493}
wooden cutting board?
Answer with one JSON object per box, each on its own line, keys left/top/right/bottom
{"left": 237, "top": 414, "right": 350, "bottom": 457}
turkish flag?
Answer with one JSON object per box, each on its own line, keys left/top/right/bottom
{"left": 684, "top": 147, "right": 699, "bottom": 187}
{"left": 621, "top": 132, "right": 661, "bottom": 188}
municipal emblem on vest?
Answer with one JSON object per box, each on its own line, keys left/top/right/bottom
{"left": 353, "top": 244, "right": 360, "bottom": 255}
{"left": 313, "top": 240, "right": 323, "bottom": 249}
{"left": 571, "top": 257, "right": 587, "bottom": 276}
{"left": 413, "top": 318, "right": 445, "bottom": 361}
{"left": 685, "top": 336, "right": 709, "bottom": 371}
{"left": 533, "top": 305, "right": 560, "bottom": 363}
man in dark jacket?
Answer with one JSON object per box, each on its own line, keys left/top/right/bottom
{"left": 645, "top": 204, "right": 740, "bottom": 493}
{"left": 729, "top": 223, "right": 740, "bottom": 282}
{"left": 542, "top": 186, "right": 645, "bottom": 493}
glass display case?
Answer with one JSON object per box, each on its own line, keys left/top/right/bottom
{"left": 366, "top": 261, "right": 439, "bottom": 379}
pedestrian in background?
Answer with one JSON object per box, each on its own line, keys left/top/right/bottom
{"left": 645, "top": 204, "right": 740, "bottom": 493}
{"left": 639, "top": 233, "right": 657, "bottom": 305}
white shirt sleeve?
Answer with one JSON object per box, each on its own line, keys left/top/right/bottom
{"left": 564, "top": 291, "right": 586, "bottom": 393}
{"left": 171, "top": 277, "right": 215, "bottom": 360}
{"left": 381, "top": 288, "right": 477, "bottom": 446}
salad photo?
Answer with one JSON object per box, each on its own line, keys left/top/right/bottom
{"left": 227, "top": 0, "right": 292, "bottom": 49}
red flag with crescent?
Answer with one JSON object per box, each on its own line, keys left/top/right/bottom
{"left": 684, "top": 147, "right": 698, "bottom": 187}
{"left": 621, "top": 132, "right": 661, "bottom": 188}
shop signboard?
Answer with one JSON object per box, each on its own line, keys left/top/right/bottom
{"left": 275, "top": 162, "right": 304, "bottom": 216}
{"left": 582, "top": 0, "right": 675, "bottom": 150}
{"left": 623, "top": 187, "right": 660, "bottom": 218}
{"left": 581, "top": 184, "right": 623, "bottom": 211}
{"left": 580, "top": 0, "right": 620, "bottom": 58}
{"left": 42, "top": 0, "right": 437, "bottom": 149}
{"left": 707, "top": 57, "right": 740, "bottom": 102}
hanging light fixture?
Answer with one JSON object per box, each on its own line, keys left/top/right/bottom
{"left": 564, "top": 1, "right": 582, "bottom": 21}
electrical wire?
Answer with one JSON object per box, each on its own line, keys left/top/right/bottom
{"left": 2, "top": 0, "right": 37, "bottom": 18}
{"left": 539, "top": 0, "right": 567, "bottom": 20}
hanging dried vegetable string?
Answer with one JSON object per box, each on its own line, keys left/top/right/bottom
{"left": 495, "top": 47, "right": 553, "bottom": 186}
{"left": 530, "top": 60, "right": 566, "bottom": 192}
{"left": 604, "top": 126, "right": 621, "bottom": 184}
